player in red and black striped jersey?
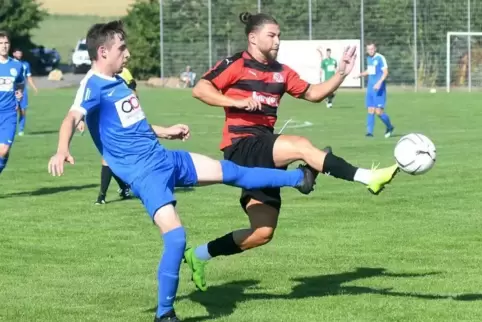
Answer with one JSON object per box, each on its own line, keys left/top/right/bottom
{"left": 184, "top": 12, "right": 400, "bottom": 291}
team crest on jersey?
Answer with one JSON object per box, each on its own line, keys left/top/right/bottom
{"left": 273, "top": 72, "right": 284, "bottom": 83}
{"left": 10, "top": 68, "right": 17, "bottom": 77}
{"left": 115, "top": 94, "right": 146, "bottom": 128}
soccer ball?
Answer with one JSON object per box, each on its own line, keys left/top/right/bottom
{"left": 394, "top": 133, "right": 436, "bottom": 175}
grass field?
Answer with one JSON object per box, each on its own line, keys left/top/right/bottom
{"left": 31, "top": 15, "right": 118, "bottom": 65}
{"left": 1, "top": 87, "right": 481, "bottom": 321}
{"left": 40, "top": 0, "right": 134, "bottom": 16}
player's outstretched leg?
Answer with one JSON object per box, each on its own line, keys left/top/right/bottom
{"left": 189, "top": 153, "right": 316, "bottom": 194}
{"left": 153, "top": 205, "right": 185, "bottom": 322}
{"left": 327, "top": 93, "right": 335, "bottom": 108}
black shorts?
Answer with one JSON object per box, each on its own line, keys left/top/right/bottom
{"left": 223, "top": 134, "right": 286, "bottom": 212}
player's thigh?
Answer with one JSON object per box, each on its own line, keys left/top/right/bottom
{"left": 374, "top": 91, "right": 387, "bottom": 111}
{"left": 130, "top": 169, "right": 177, "bottom": 222}
{"left": 0, "top": 114, "right": 17, "bottom": 156}
{"left": 272, "top": 134, "right": 316, "bottom": 167}
{"left": 245, "top": 199, "right": 280, "bottom": 230}
{"left": 187, "top": 152, "right": 222, "bottom": 185}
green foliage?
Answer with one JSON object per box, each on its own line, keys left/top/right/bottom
{"left": 0, "top": 0, "right": 47, "bottom": 49}
{"left": 124, "top": 0, "right": 482, "bottom": 85}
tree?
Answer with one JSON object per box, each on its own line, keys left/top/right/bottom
{"left": 0, "top": 0, "right": 47, "bottom": 49}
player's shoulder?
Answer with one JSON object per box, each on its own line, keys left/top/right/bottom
{"left": 217, "top": 52, "right": 245, "bottom": 69}
{"left": 10, "top": 58, "right": 23, "bottom": 69}
{"left": 79, "top": 70, "right": 115, "bottom": 93}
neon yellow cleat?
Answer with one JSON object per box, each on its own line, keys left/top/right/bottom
{"left": 367, "top": 164, "right": 400, "bottom": 195}
{"left": 184, "top": 248, "right": 208, "bottom": 291}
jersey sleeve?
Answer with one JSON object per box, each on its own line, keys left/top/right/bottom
{"left": 24, "top": 63, "right": 32, "bottom": 77}
{"left": 201, "top": 58, "right": 242, "bottom": 90}
{"left": 70, "top": 79, "right": 100, "bottom": 115}
{"left": 284, "top": 65, "right": 310, "bottom": 98}
{"left": 379, "top": 55, "right": 388, "bottom": 70}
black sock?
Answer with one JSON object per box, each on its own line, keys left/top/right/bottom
{"left": 322, "top": 153, "right": 358, "bottom": 181}
{"left": 112, "top": 172, "right": 127, "bottom": 190}
{"left": 100, "top": 165, "right": 113, "bottom": 196}
{"left": 207, "top": 232, "right": 243, "bottom": 257}
{"left": 328, "top": 94, "right": 334, "bottom": 104}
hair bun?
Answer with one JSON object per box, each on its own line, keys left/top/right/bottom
{"left": 239, "top": 12, "right": 252, "bottom": 24}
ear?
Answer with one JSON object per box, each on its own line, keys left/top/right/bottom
{"left": 99, "top": 45, "right": 107, "bottom": 58}
{"left": 248, "top": 32, "right": 256, "bottom": 46}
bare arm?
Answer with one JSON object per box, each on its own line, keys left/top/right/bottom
{"left": 192, "top": 79, "right": 237, "bottom": 107}
{"left": 380, "top": 68, "right": 389, "bottom": 82}
{"left": 27, "top": 76, "right": 38, "bottom": 93}
{"left": 303, "top": 72, "right": 346, "bottom": 103}
{"left": 57, "top": 110, "right": 84, "bottom": 153}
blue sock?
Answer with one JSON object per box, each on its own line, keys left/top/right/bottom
{"left": 366, "top": 113, "right": 375, "bottom": 134}
{"left": 378, "top": 113, "right": 393, "bottom": 130}
{"left": 0, "top": 157, "right": 8, "bottom": 174}
{"left": 220, "top": 160, "right": 303, "bottom": 189}
{"left": 156, "top": 227, "right": 186, "bottom": 318}
{"left": 19, "top": 113, "right": 26, "bottom": 132}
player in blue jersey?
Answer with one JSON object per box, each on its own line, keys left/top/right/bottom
{"left": 47, "top": 21, "right": 316, "bottom": 322}
{"left": 355, "top": 42, "right": 394, "bottom": 138}
{"left": 12, "top": 48, "right": 38, "bottom": 136}
{"left": 0, "top": 31, "right": 24, "bottom": 175}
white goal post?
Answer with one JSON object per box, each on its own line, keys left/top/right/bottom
{"left": 446, "top": 31, "right": 482, "bottom": 92}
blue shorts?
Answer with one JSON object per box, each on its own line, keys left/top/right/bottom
{"left": 365, "top": 89, "right": 386, "bottom": 108}
{"left": 0, "top": 112, "right": 17, "bottom": 146}
{"left": 18, "top": 92, "right": 28, "bottom": 110}
{"left": 130, "top": 150, "right": 198, "bottom": 219}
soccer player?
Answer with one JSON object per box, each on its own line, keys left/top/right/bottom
{"left": 186, "top": 12, "right": 399, "bottom": 292}
{"left": 77, "top": 66, "right": 135, "bottom": 205}
{"left": 318, "top": 47, "right": 337, "bottom": 108}
{"left": 47, "top": 20, "right": 316, "bottom": 322}
{"left": 12, "top": 48, "right": 38, "bottom": 136}
{"left": 0, "top": 31, "right": 24, "bottom": 175}
{"left": 355, "top": 42, "right": 394, "bottom": 138}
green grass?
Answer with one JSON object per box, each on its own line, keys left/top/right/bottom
{"left": 31, "top": 15, "right": 118, "bottom": 64}
{"left": 1, "top": 87, "right": 481, "bottom": 321}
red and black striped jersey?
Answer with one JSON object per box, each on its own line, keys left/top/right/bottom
{"left": 202, "top": 51, "right": 309, "bottom": 150}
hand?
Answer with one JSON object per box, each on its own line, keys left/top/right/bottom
{"left": 76, "top": 120, "right": 85, "bottom": 134}
{"left": 337, "top": 45, "right": 357, "bottom": 76}
{"left": 48, "top": 151, "right": 75, "bottom": 176}
{"left": 373, "top": 82, "right": 381, "bottom": 91}
{"left": 15, "top": 90, "right": 23, "bottom": 101}
{"left": 233, "top": 97, "right": 262, "bottom": 112}
{"left": 316, "top": 46, "right": 323, "bottom": 56}
{"left": 164, "top": 124, "right": 190, "bottom": 141}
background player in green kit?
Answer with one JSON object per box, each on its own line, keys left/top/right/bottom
{"left": 318, "top": 47, "right": 337, "bottom": 108}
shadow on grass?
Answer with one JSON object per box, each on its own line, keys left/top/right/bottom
{"left": 0, "top": 183, "right": 98, "bottom": 199}
{"left": 154, "top": 267, "right": 482, "bottom": 321}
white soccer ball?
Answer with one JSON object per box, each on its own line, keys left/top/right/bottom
{"left": 394, "top": 133, "right": 436, "bottom": 175}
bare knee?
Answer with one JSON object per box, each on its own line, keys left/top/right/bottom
{"left": 0, "top": 145, "right": 10, "bottom": 158}
{"left": 249, "top": 226, "right": 276, "bottom": 246}
{"left": 375, "top": 108, "right": 383, "bottom": 116}
{"left": 367, "top": 107, "right": 375, "bottom": 114}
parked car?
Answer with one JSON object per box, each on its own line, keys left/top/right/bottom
{"left": 71, "top": 39, "right": 91, "bottom": 74}
{"left": 30, "top": 46, "right": 61, "bottom": 75}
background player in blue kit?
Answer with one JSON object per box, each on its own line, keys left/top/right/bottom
{"left": 12, "top": 48, "right": 38, "bottom": 136}
{"left": 0, "top": 31, "right": 24, "bottom": 175}
{"left": 355, "top": 42, "right": 394, "bottom": 138}
{"left": 47, "top": 21, "right": 316, "bottom": 322}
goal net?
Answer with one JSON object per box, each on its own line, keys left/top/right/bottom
{"left": 446, "top": 32, "right": 482, "bottom": 92}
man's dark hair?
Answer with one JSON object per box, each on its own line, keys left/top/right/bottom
{"left": 326, "top": 48, "right": 331, "bottom": 52}
{"left": 239, "top": 12, "right": 278, "bottom": 36}
{"left": 0, "top": 31, "right": 9, "bottom": 40}
{"left": 12, "top": 48, "right": 21, "bottom": 53}
{"left": 86, "top": 20, "right": 125, "bottom": 60}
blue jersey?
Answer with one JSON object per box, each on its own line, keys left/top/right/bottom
{"left": 0, "top": 58, "right": 25, "bottom": 113}
{"left": 366, "top": 53, "right": 388, "bottom": 90}
{"left": 70, "top": 70, "right": 167, "bottom": 184}
{"left": 17, "top": 60, "right": 31, "bottom": 90}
